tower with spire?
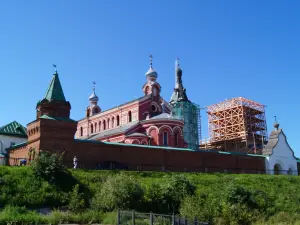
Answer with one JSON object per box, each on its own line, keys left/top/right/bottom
{"left": 169, "top": 58, "right": 201, "bottom": 150}
{"left": 28, "top": 65, "right": 77, "bottom": 154}
{"left": 86, "top": 81, "right": 101, "bottom": 117}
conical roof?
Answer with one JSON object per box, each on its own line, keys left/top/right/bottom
{"left": 44, "top": 71, "right": 66, "bottom": 102}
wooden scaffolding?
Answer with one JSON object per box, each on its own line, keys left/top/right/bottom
{"left": 200, "top": 97, "right": 267, "bottom": 154}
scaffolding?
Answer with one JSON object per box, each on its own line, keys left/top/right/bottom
{"left": 171, "top": 101, "right": 201, "bottom": 151}
{"left": 200, "top": 97, "right": 267, "bottom": 154}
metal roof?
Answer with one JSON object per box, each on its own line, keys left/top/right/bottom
{"left": 0, "top": 121, "right": 27, "bottom": 138}
{"left": 44, "top": 72, "right": 66, "bottom": 102}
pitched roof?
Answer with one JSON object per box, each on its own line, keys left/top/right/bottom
{"left": 0, "top": 121, "right": 27, "bottom": 138}
{"left": 44, "top": 72, "right": 66, "bottom": 102}
{"left": 86, "top": 121, "right": 140, "bottom": 140}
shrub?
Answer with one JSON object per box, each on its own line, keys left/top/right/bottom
{"left": 31, "top": 151, "right": 66, "bottom": 183}
{"left": 91, "top": 173, "right": 143, "bottom": 211}
{"left": 179, "top": 193, "right": 220, "bottom": 223}
{"left": 67, "top": 184, "right": 85, "bottom": 213}
{"left": 143, "top": 182, "right": 170, "bottom": 213}
{"left": 162, "top": 174, "right": 196, "bottom": 213}
{"left": 0, "top": 205, "right": 45, "bottom": 224}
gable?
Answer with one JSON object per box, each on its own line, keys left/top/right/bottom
{"left": 0, "top": 121, "right": 27, "bottom": 138}
{"left": 272, "top": 132, "right": 296, "bottom": 159}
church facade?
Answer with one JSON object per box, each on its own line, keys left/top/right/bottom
{"left": 75, "top": 57, "right": 186, "bottom": 148}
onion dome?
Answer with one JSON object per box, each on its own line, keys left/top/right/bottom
{"left": 89, "top": 81, "right": 99, "bottom": 104}
{"left": 146, "top": 54, "right": 158, "bottom": 81}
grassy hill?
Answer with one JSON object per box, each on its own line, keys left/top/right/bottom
{"left": 0, "top": 166, "right": 300, "bottom": 224}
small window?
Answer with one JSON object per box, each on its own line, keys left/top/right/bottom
{"left": 151, "top": 104, "right": 157, "bottom": 112}
{"left": 117, "top": 115, "right": 120, "bottom": 126}
{"left": 80, "top": 127, "right": 83, "bottom": 136}
{"left": 95, "top": 123, "right": 97, "bottom": 132}
{"left": 163, "top": 132, "right": 168, "bottom": 146}
{"left": 91, "top": 124, "right": 94, "bottom": 133}
{"left": 107, "top": 118, "right": 110, "bottom": 129}
{"left": 128, "top": 111, "right": 132, "bottom": 122}
{"left": 103, "top": 120, "right": 106, "bottom": 130}
{"left": 10, "top": 142, "right": 15, "bottom": 147}
{"left": 99, "top": 121, "right": 101, "bottom": 131}
{"left": 112, "top": 117, "right": 115, "bottom": 128}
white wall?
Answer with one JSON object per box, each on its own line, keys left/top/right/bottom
{"left": 265, "top": 133, "right": 298, "bottom": 175}
{"left": 0, "top": 135, "right": 27, "bottom": 165}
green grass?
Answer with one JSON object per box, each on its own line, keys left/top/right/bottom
{"left": 1, "top": 166, "right": 300, "bottom": 224}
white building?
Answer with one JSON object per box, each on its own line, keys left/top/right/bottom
{"left": 0, "top": 121, "right": 27, "bottom": 165}
{"left": 263, "top": 122, "right": 298, "bottom": 175}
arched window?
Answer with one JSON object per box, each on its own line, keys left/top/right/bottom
{"left": 163, "top": 131, "right": 168, "bottom": 146}
{"left": 80, "top": 127, "right": 83, "bottom": 136}
{"left": 91, "top": 124, "right": 94, "bottom": 133}
{"left": 103, "top": 120, "right": 106, "bottom": 130}
{"left": 174, "top": 132, "right": 179, "bottom": 146}
{"left": 145, "top": 86, "right": 149, "bottom": 95}
{"left": 107, "top": 118, "right": 110, "bottom": 129}
{"left": 117, "top": 115, "right": 120, "bottom": 126}
{"left": 99, "top": 121, "right": 101, "bottom": 131}
{"left": 95, "top": 123, "right": 97, "bottom": 132}
{"left": 112, "top": 117, "right": 115, "bottom": 128}
{"left": 128, "top": 111, "right": 132, "bottom": 122}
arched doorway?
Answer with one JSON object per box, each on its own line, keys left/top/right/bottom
{"left": 288, "top": 168, "right": 293, "bottom": 175}
{"left": 274, "top": 163, "right": 282, "bottom": 175}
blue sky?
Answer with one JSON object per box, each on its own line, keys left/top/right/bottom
{"left": 1, "top": 1, "right": 299, "bottom": 155}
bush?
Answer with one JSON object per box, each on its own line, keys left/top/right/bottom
{"left": 162, "top": 174, "right": 196, "bottom": 213}
{"left": 0, "top": 205, "right": 45, "bottom": 224}
{"left": 31, "top": 151, "right": 66, "bottom": 183}
{"left": 91, "top": 173, "right": 143, "bottom": 211}
{"left": 67, "top": 184, "right": 85, "bottom": 213}
{"left": 180, "top": 193, "right": 220, "bottom": 223}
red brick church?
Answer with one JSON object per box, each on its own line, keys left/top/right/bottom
{"left": 76, "top": 56, "right": 185, "bottom": 147}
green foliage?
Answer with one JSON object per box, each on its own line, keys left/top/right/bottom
{"left": 1, "top": 168, "right": 300, "bottom": 224}
{"left": 31, "top": 151, "right": 65, "bottom": 183}
{"left": 0, "top": 205, "right": 45, "bottom": 224}
{"left": 91, "top": 173, "right": 144, "bottom": 211}
{"left": 180, "top": 194, "right": 220, "bottom": 223}
{"left": 67, "top": 184, "right": 85, "bottom": 213}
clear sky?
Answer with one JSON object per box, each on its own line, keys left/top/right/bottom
{"left": 1, "top": 1, "right": 299, "bottom": 155}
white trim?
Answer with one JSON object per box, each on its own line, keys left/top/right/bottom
{"left": 159, "top": 125, "right": 173, "bottom": 134}
{"left": 173, "top": 126, "right": 183, "bottom": 135}
{"left": 147, "top": 126, "right": 159, "bottom": 136}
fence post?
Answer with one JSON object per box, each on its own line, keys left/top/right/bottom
{"left": 150, "top": 213, "right": 153, "bottom": 225}
{"left": 184, "top": 217, "right": 187, "bottom": 225}
{"left": 172, "top": 214, "right": 175, "bottom": 225}
{"left": 117, "top": 209, "right": 121, "bottom": 225}
{"left": 132, "top": 211, "right": 135, "bottom": 225}
{"left": 194, "top": 217, "right": 198, "bottom": 225}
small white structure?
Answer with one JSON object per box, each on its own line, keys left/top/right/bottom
{"left": 0, "top": 121, "right": 27, "bottom": 165}
{"left": 263, "top": 122, "right": 298, "bottom": 175}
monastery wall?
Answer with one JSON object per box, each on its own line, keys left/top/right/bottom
{"left": 57, "top": 140, "right": 266, "bottom": 172}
